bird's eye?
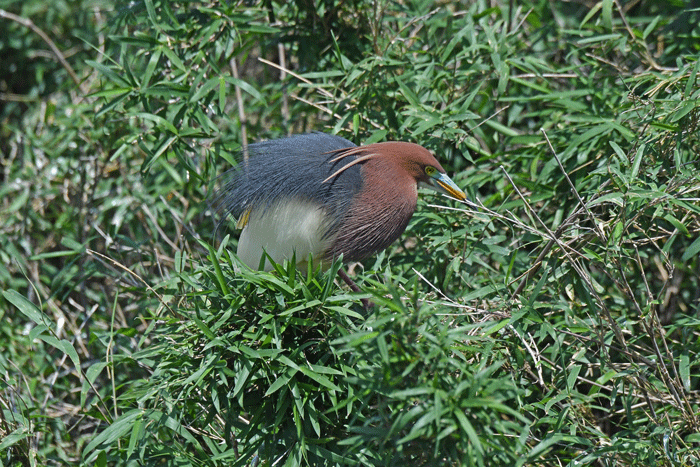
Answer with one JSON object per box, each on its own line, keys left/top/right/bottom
{"left": 425, "top": 166, "right": 436, "bottom": 176}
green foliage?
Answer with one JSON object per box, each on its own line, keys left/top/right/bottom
{"left": 79, "top": 247, "right": 528, "bottom": 465}
{"left": 2, "top": 0, "right": 700, "bottom": 466}
{"left": 79, "top": 248, "right": 526, "bottom": 465}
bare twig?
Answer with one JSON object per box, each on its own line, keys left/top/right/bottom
{"left": 509, "top": 325, "right": 545, "bottom": 387}
{"left": 500, "top": 166, "right": 629, "bottom": 362}
{"left": 383, "top": 8, "right": 440, "bottom": 56}
{"left": 258, "top": 57, "right": 334, "bottom": 99}
{"left": 632, "top": 247, "right": 699, "bottom": 429}
{"left": 0, "top": 8, "right": 87, "bottom": 94}
{"left": 289, "top": 94, "right": 343, "bottom": 121}
{"left": 230, "top": 57, "right": 249, "bottom": 159}
{"left": 613, "top": 0, "right": 674, "bottom": 72}
{"left": 277, "top": 43, "right": 290, "bottom": 131}
{"left": 86, "top": 249, "right": 179, "bottom": 318}
{"left": 541, "top": 129, "right": 606, "bottom": 240}
{"left": 412, "top": 267, "right": 455, "bottom": 304}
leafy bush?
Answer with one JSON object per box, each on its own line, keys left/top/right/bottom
{"left": 2, "top": 0, "right": 700, "bottom": 466}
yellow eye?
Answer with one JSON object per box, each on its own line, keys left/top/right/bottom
{"left": 425, "top": 166, "right": 436, "bottom": 176}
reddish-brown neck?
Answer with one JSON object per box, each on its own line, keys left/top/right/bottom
{"left": 326, "top": 142, "right": 441, "bottom": 262}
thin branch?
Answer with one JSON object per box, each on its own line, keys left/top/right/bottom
{"left": 0, "top": 8, "right": 87, "bottom": 94}
{"left": 258, "top": 57, "right": 334, "bottom": 98}
{"left": 230, "top": 57, "right": 249, "bottom": 159}
{"left": 500, "top": 166, "right": 629, "bottom": 361}
{"left": 86, "top": 249, "right": 180, "bottom": 318}
{"left": 541, "top": 129, "right": 607, "bottom": 241}
{"left": 277, "top": 43, "right": 290, "bottom": 132}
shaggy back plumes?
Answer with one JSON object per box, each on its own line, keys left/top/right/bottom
{"left": 214, "top": 133, "right": 364, "bottom": 239}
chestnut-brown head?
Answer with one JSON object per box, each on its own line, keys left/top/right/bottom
{"left": 327, "top": 141, "right": 466, "bottom": 261}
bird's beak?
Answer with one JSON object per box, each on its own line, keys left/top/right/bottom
{"left": 425, "top": 172, "right": 467, "bottom": 201}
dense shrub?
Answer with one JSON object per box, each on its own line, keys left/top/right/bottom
{"left": 2, "top": 1, "right": 699, "bottom": 465}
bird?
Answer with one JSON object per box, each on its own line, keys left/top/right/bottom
{"left": 215, "top": 132, "right": 466, "bottom": 298}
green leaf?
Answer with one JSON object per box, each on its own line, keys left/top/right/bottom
{"left": 3, "top": 290, "right": 46, "bottom": 326}
{"left": 395, "top": 76, "right": 421, "bottom": 107}
{"left": 602, "top": 0, "right": 613, "bottom": 30}
{"left": 664, "top": 214, "right": 689, "bottom": 235}
{"left": 629, "top": 143, "right": 645, "bottom": 185}
{"left": 135, "top": 112, "right": 179, "bottom": 134}
{"left": 87, "top": 60, "right": 130, "bottom": 87}
{"left": 223, "top": 76, "right": 264, "bottom": 102}
{"left": 84, "top": 409, "right": 143, "bottom": 455}
{"left": 682, "top": 236, "right": 700, "bottom": 262}
{"left": 680, "top": 352, "right": 690, "bottom": 391}
{"left": 265, "top": 368, "right": 297, "bottom": 396}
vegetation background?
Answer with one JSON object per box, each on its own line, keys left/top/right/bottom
{"left": 2, "top": 0, "right": 700, "bottom": 465}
